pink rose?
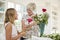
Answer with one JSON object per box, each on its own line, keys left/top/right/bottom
{"left": 27, "top": 18, "right": 33, "bottom": 23}
{"left": 42, "top": 8, "right": 47, "bottom": 12}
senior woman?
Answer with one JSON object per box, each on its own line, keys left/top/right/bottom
{"left": 21, "top": 3, "right": 40, "bottom": 40}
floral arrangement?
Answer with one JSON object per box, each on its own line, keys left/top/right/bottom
{"left": 42, "top": 33, "right": 60, "bottom": 40}
{"left": 33, "top": 8, "right": 49, "bottom": 25}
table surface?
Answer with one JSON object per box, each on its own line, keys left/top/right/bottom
{"left": 27, "top": 36, "right": 52, "bottom": 40}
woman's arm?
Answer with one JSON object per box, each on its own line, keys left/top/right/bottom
{"left": 5, "top": 23, "right": 26, "bottom": 40}
{"left": 21, "top": 19, "right": 27, "bottom": 31}
{"left": 22, "top": 19, "right": 36, "bottom": 31}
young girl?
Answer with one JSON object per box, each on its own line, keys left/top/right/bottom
{"left": 4, "top": 8, "right": 26, "bottom": 40}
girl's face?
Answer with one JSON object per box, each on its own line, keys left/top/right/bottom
{"left": 14, "top": 11, "right": 18, "bottom": 20}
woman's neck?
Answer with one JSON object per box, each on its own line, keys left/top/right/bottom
{"left": 28, "top": 14, "right": 33, "bottom": 16}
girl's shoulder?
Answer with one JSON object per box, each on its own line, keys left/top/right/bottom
{"left": 5, "top": 22, "right": 12, "bottom": 28}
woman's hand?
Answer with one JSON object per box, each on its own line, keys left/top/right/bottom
{"left": 22, "top": 19, "right": 32, "bottom": 31}
{"left": 22, "top": 19, "right": 37, "bottom": 32}
{"left": 30, "top": 21, "right": 37, "bottom": 26}
{"left": 23, "top": 21, "right": 37, "bottom": 31}
{"left": 31, "top": 14, "right": 36, "bottom": 18}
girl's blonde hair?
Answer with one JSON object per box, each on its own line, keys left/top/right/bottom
{"left": 4, "top": 8, "right": 16, "bottom": 24}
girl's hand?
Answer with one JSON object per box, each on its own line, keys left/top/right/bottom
{"left": 19, "top": 31, "right": 26, "bottom": 36}
{"left": 21, "top": 31, "right": 26, "bottom": 36}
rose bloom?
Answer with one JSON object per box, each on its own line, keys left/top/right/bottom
{"left": 27, "top": 18, "right": 33, "bottom": 23}
{"left": 42, "top": 8, "right": 47, "bottom": 12}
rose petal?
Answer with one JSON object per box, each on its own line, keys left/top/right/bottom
{"left": 27, "top": 18, "right": 33, "bottom": 23}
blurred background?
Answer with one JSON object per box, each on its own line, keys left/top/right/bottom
{"left": 0, "top": 0, "right": 60, "bottom": 40}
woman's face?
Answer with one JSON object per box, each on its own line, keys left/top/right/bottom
{"left": 14, "top": 11, "right": 18, "bottom": 20}
{"left": 27, "top": 9, "right": 33, "bottom": 16}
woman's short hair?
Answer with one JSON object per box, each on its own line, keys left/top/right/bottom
{"left": 27, "top": 3, "right": 36, "bottom": 11}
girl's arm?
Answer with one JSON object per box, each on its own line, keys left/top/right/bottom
{"left": 5, "top": 23, "right": 26, "bottom": 40}
{"left": 5, "top": 23, "right": 12, "bottom": 40}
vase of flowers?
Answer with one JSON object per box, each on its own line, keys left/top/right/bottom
{"left": 33, "top": 8, "right": 49, "bottom": 37}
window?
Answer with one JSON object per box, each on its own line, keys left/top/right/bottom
{"left": 7, "top": 2, "right": 22, "bottom": 31}
{"left": 15, "top": 4, "right": 21, "bottom": 12}
{"left": 8, "top": 2, "right": 15, "bottom": 8}
{"left": 7, "top": 2, "right": 22, "bottom": 21}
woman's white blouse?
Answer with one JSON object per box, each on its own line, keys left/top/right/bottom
{"left": 22, "top": 14, "right": 40, "bottom": 38}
